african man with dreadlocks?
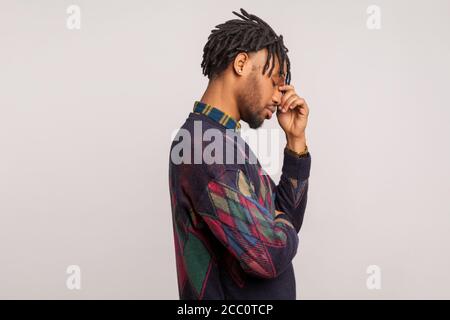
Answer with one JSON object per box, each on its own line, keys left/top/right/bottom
{"left": 169, "top": 8, "right": 311, "bottom": 300}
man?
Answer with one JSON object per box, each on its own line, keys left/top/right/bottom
{"left": 168, "top": 8, "right": 311, "bottom": 300}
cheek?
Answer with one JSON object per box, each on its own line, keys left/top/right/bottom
{"left": 258, "top": 82, "right": 272, "bottom": 101}
{"left": 249, "top": 78, "right": 269, "bottom": 108}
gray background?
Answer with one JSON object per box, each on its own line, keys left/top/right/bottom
{"left": 1, "top": 0, "right": 449, "bottom": 299}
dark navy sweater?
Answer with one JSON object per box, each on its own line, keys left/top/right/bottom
{"left": 168, "top": 101, "right": 311, "bottom": 300}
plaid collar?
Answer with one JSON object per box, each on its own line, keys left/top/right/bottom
{"left": 193, "top": 101, "right": 241, "bottom": 132}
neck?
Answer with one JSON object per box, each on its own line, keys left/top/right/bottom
{"left": 199, "top": 78, "right": 240, "bottom": 121}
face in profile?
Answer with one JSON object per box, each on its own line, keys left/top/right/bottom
{"left": 236, "top": 49, "right": 287, "bottom": 129}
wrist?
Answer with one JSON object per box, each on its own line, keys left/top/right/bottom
{"left": 286, "top": 134, "right": 307, "bottom": 154}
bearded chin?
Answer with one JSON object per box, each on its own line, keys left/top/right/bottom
{"left": 236, "top": 80, "right": 265, "bottom": 129}
{"left": 241, "top": 107, "right": 264, "bottom": 129}
{"left": 247, "top": 112, "right": 264, "bottom": 129}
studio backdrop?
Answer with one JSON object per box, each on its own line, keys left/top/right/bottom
{"left": 0, "top": 0, "right": 449, "bottom": 299}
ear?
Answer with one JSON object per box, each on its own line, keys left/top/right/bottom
{"left": 233, "top": 52, "right": 249, "bottom": 76}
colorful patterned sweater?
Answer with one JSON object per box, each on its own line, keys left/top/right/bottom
{"left": 168, "top": 101, "right": 311, "bottom": 300}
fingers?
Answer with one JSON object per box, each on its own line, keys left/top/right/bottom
{"left": 279, "top": 84, "right": 294, "bottom": 92}
{"left": 279, "top": 93, "right": 295, "bottom": 112}
{"left": 279, "top": 84, "right": 297, "bottom": 111}
{"left": 283, "top": 95, "right": 298, "bottom": 111}
{"left": 291, "top": 97, "right": 308, "bottom": 115}
{"left": 278, "top": 84, "right": 309, "bottom": 115}
{"left": 298, "top": 99, "right": 309, "bottom": 116}
{"left": 279, "top": 96, "right": 309, "bottom": 115}
{"left": 280, "top": 94, "right": 302, "bottom": 113}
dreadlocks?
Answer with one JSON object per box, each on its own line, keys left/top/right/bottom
{"left": 201, "top": 8, "right": 291, "bottom": 85}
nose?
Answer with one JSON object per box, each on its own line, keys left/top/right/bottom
{"left": 272, "top": 89, "right": 283, "bottom": 107}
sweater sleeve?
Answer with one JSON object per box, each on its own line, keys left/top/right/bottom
{"left": 196, "top": 168, "right": 299, "bottom": 279}
{"left": 271, "top": 148, "right": 312, "bottom": 233}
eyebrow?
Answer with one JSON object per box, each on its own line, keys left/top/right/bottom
{"left": 272, "top": 74, "right": 286, "bottom": 85}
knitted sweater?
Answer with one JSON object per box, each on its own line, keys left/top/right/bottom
{"left": 168, "top": 101, "right": 311, "bottom": 300}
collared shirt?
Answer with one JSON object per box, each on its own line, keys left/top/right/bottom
{"left": 193, "top": 100, "right": 241, "bottom": 132}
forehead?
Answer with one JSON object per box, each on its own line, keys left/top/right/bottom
{"left": 272, "top": 55, "right": 287, "bottom": 73}
{"left": 267, "top": 52, "right": 287, "bottom": 81}
{"left": 250, "top": 49, "right": 287, "bottom": 82}
{"left": 272, "top": 70, "right": 286, "bottom": 83}
{"left": 271, "top": 61, "right": 287, "bottom": 84}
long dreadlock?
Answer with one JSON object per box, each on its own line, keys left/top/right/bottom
{"left": 201, "top": 8, "right": 291, "bottom": 85}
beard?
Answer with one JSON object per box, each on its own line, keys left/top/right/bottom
{"left": 236, "top": 72, "right": 266, "bottom": 129}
